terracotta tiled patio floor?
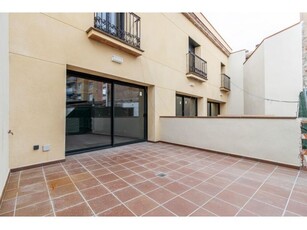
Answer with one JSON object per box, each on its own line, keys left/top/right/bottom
{"left": 1, "top": 142, "right": 307, "bottom": 216}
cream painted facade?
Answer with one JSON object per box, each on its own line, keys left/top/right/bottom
{"left": 6, "top": 13, "right": 233, "bottom": 169}
{"left": 244, "top": 23, "right": 303, "bottom": 116}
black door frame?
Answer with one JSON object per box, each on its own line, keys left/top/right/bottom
{"left": 65, "top": 70, "right": 148, "bottom": 155}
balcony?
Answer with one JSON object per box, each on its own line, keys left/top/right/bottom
{"left": 220, "top": 74, "right": 231, "bottom": 91}
{"left": 87, "top": 13, "right": 143, "bottom": 57}
{"left": 186, "top": 52, "right": 207, "bottom": 82}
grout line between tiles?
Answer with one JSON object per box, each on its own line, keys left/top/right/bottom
{"left": 61, "top": 163, "right": 97, "bottom": 216}
{"left": 234, "top": 166, "right": 279, "bottom": 216}
{"left": 74, "top": 157, "right": 139, "bottom": 217}
{"left": 42, "top": 167, "right": 56, "bottom": 216}
{"left": 13, "top": 172, "right": 21, "bottom": 216}
{"left": 282, "top": 169, "right": 301, "bottom": 216}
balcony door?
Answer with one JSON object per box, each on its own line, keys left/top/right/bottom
{"left": 65, "top": 71, "right": 147, "bottom": 155}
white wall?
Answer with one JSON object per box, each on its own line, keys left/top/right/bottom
{"left": 264, "top": 23, "right": 302, "bottom": 116}
{"left": 160, "top": 117, "right": 301, "bottom": 166}
{"left": 244, "top": 23, "right": 303, "bottom": 116}
{"left": 244, "top": 45, "right": 265, "bottom": 115}
{"left": 0, "top": 13, "right": 10, "bottom": 198}
{"left": 227, "top": 50, "right": 246, "bottom": 114}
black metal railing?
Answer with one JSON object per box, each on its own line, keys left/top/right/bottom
{"left": 187, "top": 52, "right": 207, "bottom": 79}
{"left": 94, "top": 12, "right": 141, "bottom": 49}
{"left": 221, "top": 74, "right": 231, "bottom": 91}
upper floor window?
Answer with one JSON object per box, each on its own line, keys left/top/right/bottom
{"left": 94, "top": 12, "right": 141, "bottom": 49}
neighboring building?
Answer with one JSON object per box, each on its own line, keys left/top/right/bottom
{"left": 244, "top": 22, "right": 303, "bottom": 116}
{"left": 1, "top": 12, "right": 239, "bottom": 172}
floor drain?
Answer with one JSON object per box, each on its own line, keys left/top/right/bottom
{"left": 156, "top": 172, "right": 167, "bottom": 178}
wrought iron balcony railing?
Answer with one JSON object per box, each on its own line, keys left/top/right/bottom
{"left": 221, "top": 74, "right": 231, "bottom": 91}
{"left": 94, "top": 12, "right": 141, "bottom": 49}
{"left": 186, "top": 52, "right": 207, "bottom": 80}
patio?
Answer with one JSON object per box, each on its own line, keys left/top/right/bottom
{"left": 1, "top": 142, "right": 307, "bottom": 216}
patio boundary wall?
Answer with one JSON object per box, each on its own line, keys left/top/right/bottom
{"left": 160, "top": 116, "right": 301, "bottom": 167}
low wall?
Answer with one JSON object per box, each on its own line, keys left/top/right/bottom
{"left": 160, "top": 116, "right": 301, "bottom": 166}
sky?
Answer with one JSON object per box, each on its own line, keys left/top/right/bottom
{"left": 203, "top": 12, "right": 300, "bottom": 52}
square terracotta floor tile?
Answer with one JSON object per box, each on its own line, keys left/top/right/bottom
{"left": 194, "top": 182, "right": 223, "bottom": 196}
{"left": 0, "top": 199, "right": 16, "bottom": 215}
{"left": 74, "top": 177, "right": 100, "bottom": 190}
{"left": 16, "top": 191, "right": 49, "bottom": 209}
{"left": 15, "top": 201, "right": 53, "bottom": 216}
{"left": 114, "top": 169, "right": 135, "bottom": 178}
{"left": 56, "top": 202, "right": 93, "bottom": 216}
{"left": 52, "top": 192, "right": 84, "bottom": 211}
{"left": 167, "top": 171, "right": 186, "bottom": 181}
{"left": 18, "top": 182, "right": 48, "bottom": 196}
{"left": 125, "top": 195, "right": 159, "bottom": 216}
{"left": 202, "top": 198, "right": 240, "bottom": 216}
{"left": 2, "top": 188, "right": 18, "bottom": 201}
{"left": 91, "top": 168, "right": 111, "bottom": 177}
{"left": 114, "top": 186, "right": 142, "bottom": 202}
{"left": 244, "top": 199, "right": 283, "bottom": 216}
{"left": 85, "top": 164, "right": 103, "bottom": 171}
{"left": 130, "top": 166, "right": 148, "bottom": 173}
{"left": 216, "top": 189, "right": 250, "bottom": 208}
{"left": 175, "top": 167, "right": 195, "bottom": 175}
{"left": 103, "top": 179, "right": 130, "bottom": 192}
{"left": 227, "top": 182, "right": 257, "bottom": 197}
{"left": 80, "top": 185, "right": 109, "bottom": 201}
{"left": 178, "top": 176, "right": 203, "bottom": 187}
{"left": 146, "top": 187, "right": 176, "bottom": 204}
{"left": 49, "top": 183, "right": 77, "bottom": 199}
{"left": 70, "top": 172, "right": 93, "bottom": 182}
{"left": 163, "top": 197, "right": 198, "bottom": 216}
{"left": 253, "top": 190, "right": 288, "bottom": 209}
{"left": 96, "top": 173, "right": 120, "bottom": 183}
{"left": 283, "top": 211, "right": 300, "bottom": 216}
{"left": 0, "top": 211, "right": 14, "bottom": 216}
{"left": 190, "top": 208, "right": 217, "bottom": 216}
{"left": 286, "top": 200, "right": 307, "bottom": 216}
{"left": 206, "top": 176, "right": 233, "bottom": 188}
{"left": 6, "top": 181, "right": 18, "bottom": 191}
{"left": 19, "top": 176, "right": 45, "bottom": 187}
{"left": 97, "top": 204, "right": 135, "bottom": 216}
{"left": 139, "top": 170, "right": 157, "bottom": 179}
{"left": 124, "top": 174, "right": 146, "bottom": 185}
{"left": 45, "top": 171, "right": 67, "bottom": 181}
{"left": 143, "top": 206, "right": 175, "bottom": 216}
{"left": 289, "top": 191, "right": 307, "bottom": 205}
{"left": 164, "top": 182, "right": 190, "bottom": 195}
{"left": 259, "top": 183, "right": 291, "bottom": 198}
{"left": 47, "top": 176, "right": 72, "bottom": 190}
{"left": 150, "top": 177, "right": 173, "bottom": 186}
{"left": 88, "top": 193, "right": 120, "bottom": 214}
{"left": 66, "top": 167, "right": 88, "bottom": 175}
{"left": 134, "top": 181, "right": 159, "bottom": 194}
{"left": 180, "top": 189, "right": 212, "bottom": 206}
{"left": 236, "top": 209, "right": 258, "bottom": 216}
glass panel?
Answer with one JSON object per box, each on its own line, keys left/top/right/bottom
{"left": 208, "top": 102, "right": 220, "bottom": 117}
{"left": 114, "top": 84, "right": 145, "bottom": 145}
{"left": 190, "top": 98, "right": 197, "bottom": 116}
{"left": 184, "top": 97, "right": 191, "bottom": 116}
{"left": 66, "top": 76, "right": 112, "bottom": 152}
{"left": 176, "top": 96, "right": 183, "bottom": 116}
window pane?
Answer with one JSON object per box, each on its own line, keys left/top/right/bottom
{"left": 176, "top": 96, "right": 183, "bottom": 116}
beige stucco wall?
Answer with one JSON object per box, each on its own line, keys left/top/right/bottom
{"left": 9, "top": 13, "right": 230, "bottom": 168}
{"left": 160, "top": 117, "right": 301, "bottom": 166}
{"left": 0, "top": 13, "right": 10, "bottom": 197}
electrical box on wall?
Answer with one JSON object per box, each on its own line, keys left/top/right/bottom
{"left": 42, "top": 144, "right": 51, "bottom": 152}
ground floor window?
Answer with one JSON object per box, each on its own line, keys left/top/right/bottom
{"left": 176, "top": 94, "right": 197, "bottom": 116}
{"left": 66, "top": 71, "right": 147, "bottom": 154}
{"left": 207, "top": 101, "right": 220, "bottom": 117}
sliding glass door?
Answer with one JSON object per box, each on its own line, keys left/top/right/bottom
{"left": 65, "top": 71, "right": 147, "bottom": 154}
{"left": 114, "top": 84, "right": 145, "bottom": 145}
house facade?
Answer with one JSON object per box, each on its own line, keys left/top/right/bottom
{"left": 0, "top": 12, "right": 239, "bottom": 178}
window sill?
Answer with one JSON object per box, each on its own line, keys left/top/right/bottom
{"left": 86, "top": 27, "right": 144, "bottom": 57}
{"left": 220, "top": 87, "right": 230, "bottom": 92}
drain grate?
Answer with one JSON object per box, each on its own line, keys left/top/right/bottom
{"left": 156, "top": 172, "right": 167, "bottom": 178}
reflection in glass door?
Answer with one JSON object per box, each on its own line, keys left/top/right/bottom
{"left": 65, "top": 71, "right": 147, "bottom": 154}
{"left": 114, "top": 84, "right": 145, "bottom": 145}
{"left": 66, "top": 76, "right": 112, "bottom": 153}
